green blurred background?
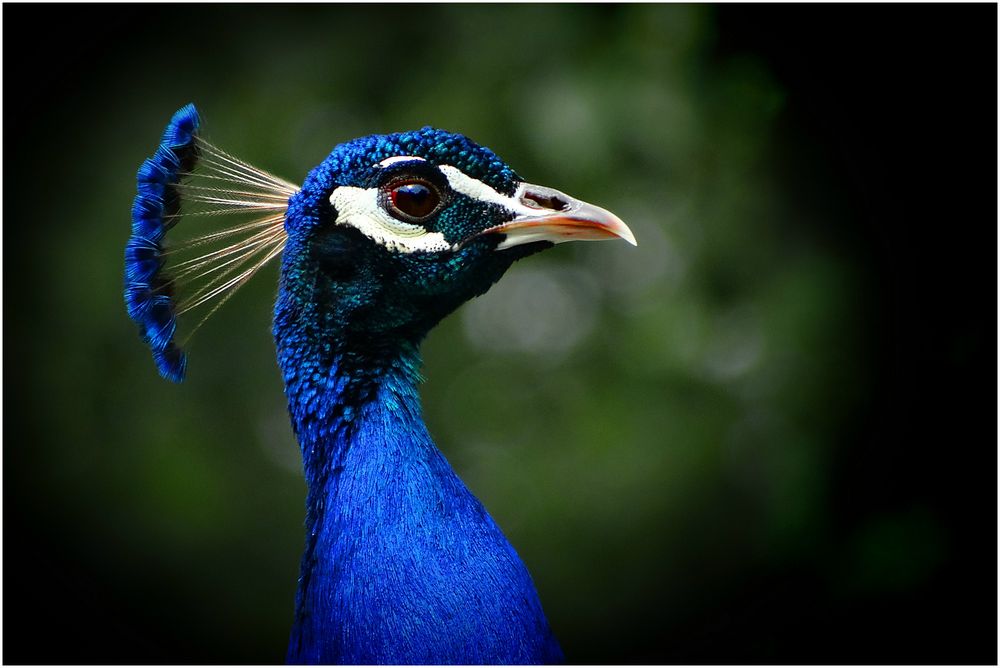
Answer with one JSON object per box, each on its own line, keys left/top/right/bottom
{"left": 4, "top": 4, "right": 995, "bottom": 664}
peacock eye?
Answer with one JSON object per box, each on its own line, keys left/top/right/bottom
{"left": 387, "top": 181, "right": 440, "bottom": 221}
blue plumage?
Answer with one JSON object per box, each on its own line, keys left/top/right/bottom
{"left": 126, "top": 105, "right": 635, "bottom": 664}
{"left": 277, "top": 336, "right": 563, "bottom": 663}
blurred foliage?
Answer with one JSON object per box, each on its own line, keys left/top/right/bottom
{"left": 4, "top": 4, "right": 953, "bottom": 663}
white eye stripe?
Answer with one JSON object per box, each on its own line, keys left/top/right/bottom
{"left": 437, "top": 165, "right": 536, "bottom": 217}
{"left": 329, "top": 185, "right": 451, "bottom": 254}
{"left": 377, "top": 155, "right": 427, "bottom": 168}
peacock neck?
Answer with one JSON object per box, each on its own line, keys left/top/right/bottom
{"left": 274, "top": 292, "right": 562, "bottom": 664}
{"left": 282, "top": 331, "right": 427, "bottom": 483}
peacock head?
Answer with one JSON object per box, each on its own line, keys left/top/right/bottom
{"left": 126, "top": 106, "right": 635, "bottom": 380}
{"left": 279, "top": 128, "right": 636, "bottom": 342}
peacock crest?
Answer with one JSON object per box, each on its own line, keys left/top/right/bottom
{"left": 125, "top": 104, "right": 297, "bottom": 381}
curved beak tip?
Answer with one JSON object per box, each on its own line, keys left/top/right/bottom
{"left": 614, "top": 216, "right": 639, "bottom": 247}
{"left": 594, "top": 214, "right": 637, "bottom": 246}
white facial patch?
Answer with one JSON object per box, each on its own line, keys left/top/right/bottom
{"left": 329, "top": 185, "right": 452, "bottom": 254}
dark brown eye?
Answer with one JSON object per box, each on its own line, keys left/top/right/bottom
{"left": 388, "top": 181, "right": 440, "bottom": 220}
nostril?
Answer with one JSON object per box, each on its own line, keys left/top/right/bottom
{"left": 522, "top": 191, "right": 569, "bottom": 212}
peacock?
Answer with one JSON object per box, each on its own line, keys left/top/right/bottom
{"left": 125, "top": 104, "right": 635, "bottom": 664}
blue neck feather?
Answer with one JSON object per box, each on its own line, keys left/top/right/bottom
{"left": 274, "top": 252, "right": 562, "bottom": 664}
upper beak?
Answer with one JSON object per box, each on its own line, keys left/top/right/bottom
{"left": 482, "top": 182, "right": 637, "bottom": 250}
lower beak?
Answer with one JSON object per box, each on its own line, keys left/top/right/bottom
{"left": 482, "top": 182, "right": 637, "bottom": 250}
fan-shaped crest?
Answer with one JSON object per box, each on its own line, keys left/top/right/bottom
{"left": 124, "top": 104, "right": 298, "bottom": 381}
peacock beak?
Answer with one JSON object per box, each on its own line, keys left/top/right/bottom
{"left": 483, "top": 182, "right": 637, "bottom": 250}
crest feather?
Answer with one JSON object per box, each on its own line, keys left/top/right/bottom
{"left": 124, "top": 104, "right": 297, "bottom": 382}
